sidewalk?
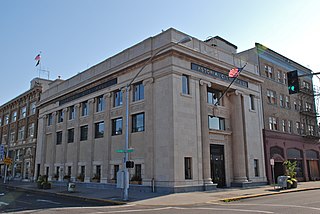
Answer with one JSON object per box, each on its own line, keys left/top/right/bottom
{"left": 2, "top": 180, "right": 320, "bottom": 206}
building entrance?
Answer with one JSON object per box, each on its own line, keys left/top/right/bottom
{"left": 210, "top": 144, "right": 226, "bottom": 187}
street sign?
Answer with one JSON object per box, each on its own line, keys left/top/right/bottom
{"left": 270, "top": 158, "right": 275, "bottom": 166}
{"left": 3, "top": 157, "right": 12, "bottom": 165}
{"left": 116, "top": 148, "right": 134, "bottom": 153}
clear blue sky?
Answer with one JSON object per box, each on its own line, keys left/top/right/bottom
{"left": 1, "top": 0, "right": 319, "bottom": 105}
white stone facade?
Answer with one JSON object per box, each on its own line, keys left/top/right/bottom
{"left": 35, "top": 28, "right": 267, "bottom": 192}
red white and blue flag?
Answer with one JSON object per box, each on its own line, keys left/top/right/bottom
{"left": 35, "top": 54, "right": 41, "bottom": 66}
{"left": 229, "top": 67, "right": 243, "bottom": 78}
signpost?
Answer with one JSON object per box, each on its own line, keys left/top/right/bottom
{"left": 270, "top": 158, "right": 275, "bottom": 189}
{"left": 3, "top": 157, "right": 12, "bottom": 165}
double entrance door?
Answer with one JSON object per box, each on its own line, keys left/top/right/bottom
{"left": 210, "top": 144, "right": 226, "bottom": 187}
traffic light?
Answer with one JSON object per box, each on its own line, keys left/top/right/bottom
{"left": 126, "top": 161, "right": 134, "bottom": 168}
{"left": 287, "top": 70, "right": 299, "bottom": 94}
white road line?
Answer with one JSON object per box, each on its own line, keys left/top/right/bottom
{"left": 36, "top": 199, "right": 61, "bottom": 205}
{"left": 222, "top": 203, "right": 320, "bottom": 211}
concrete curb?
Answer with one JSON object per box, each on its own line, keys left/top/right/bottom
{"left": 219, "top": 187, "right": 320, "bottom": 202}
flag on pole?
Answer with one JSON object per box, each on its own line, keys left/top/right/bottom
{"left": 228, "top": 67, "right": 243, "bottom": 78}
{"left": 35, "top": 54, "right": 41, "bottom": 66}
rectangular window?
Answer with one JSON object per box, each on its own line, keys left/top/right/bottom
{"left": 296, "top": 122, "right": 301, "bottom": 134}
{"left": 80, "top": 166, "right": 85, "bottom": 177}
{"left": 28, "top": 123, "right": 35, "bottom": 138}
{"left": 4, "top": 114, "right": 9, "bottom": 125}
{"left": 0, "top": 118, "right": 2, "bottom": 126}
{"left": 80, "top": 125, "right": 88, "bottom": 141}
{"left": 264, "top": 65, "right": 273, "bottom": 79}
{"left": 112, "top": 117, "right": 123, "bottom": 135}
{"left": 254, "top": 159, "right": 259, "bottom": 177}
{"left": 305, "top": 102, "right": 313, "bottom": 112}
{"left": 95, "top": 121, "right": 104, "bottom": 138}
{"left": 208, "top": 116, "right": 225, "bottom": 130}
{"left": 10, "top": 132, "right": 15, "bottom": 143}
{"left": 18, "top": 126, "right": 25, "bottom": 140}
{"left": 21, "top": 106, "right": 27, "bottom": 119}
{"left": 133, "top": 82, "right": 144, "bottom": 102}
{"left": 285, "top": 96, "right": 290, "bottom": 108}
{"left": 207, "top": 88, "right": 222, "bottom": 105}
{"left": 277, "top": 71, "right": 282, "bottom": 83}
{"left": 283, "top": 73, "right": 287, "bottom": 84}
{"left": 279, "top": 94, "right": 284, "bottom": 107}
{"left": 58, "top": 110, "right": 64, "bottom": 123}
{"left": 281, "top": 119, "right": 286, "bottom": 132}
{"left": 56, "top": 131, "right": 62, "bottom": 145}
{"left": 269, "top": 117, "right": 278, "bottom": 130}
{"left": 81, "top": 101, "right": 88, "bottom": 116}
{"left": 307, "top": 125, "right": 315, "bottom": 136}
{"left": 113, "top": 90, "right": 123, "bottom": 107}
{"left": 267, "top": 90, "right": 276, "bottom": 104}
{"left": 67, "top": 128, "right": 74, "bottom": 143}
{"left": 96, "top": 95, "right": 105, "bottom": 112}
{"left": 249, "top": 94, "right": 255, "bottom": 110}
{"left": 47, "top": 113, "right": 53, "bottom": 126}
{"left": 69, "top": 105, "right": 75, "bottom": 120}
{"left": 12, "top": 111, "right": 17, "bottom": 122}
{"left": 30, "top": 102, "right": 36, "bottom": 115}
{"left": 132, "top": 113, "right": 145, "bottom": 132}
{"left": 288, "top": 120, "right": 292, "bottom": 133}
{"left": 182, "top": 74, "right": 190, "bottom": 95}
{"left": 184, "top": 157, "right": 192, "bottom": 179}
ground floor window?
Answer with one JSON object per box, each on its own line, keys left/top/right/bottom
{"left": 184, "top": 157, "right": 192, "bottom": 179}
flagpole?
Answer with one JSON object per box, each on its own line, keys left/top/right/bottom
{"left": 214, "top": 63, "right": 247, "bottom": 106}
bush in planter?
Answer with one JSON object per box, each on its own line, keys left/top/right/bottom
{"left": 283, "top": 160, "right": 298, "bottom": 188}
{"left": 63, "top": 175, "right": 71, "bottom": 181}
{"left": 130, "top": 175, "right": 142, "bottom": 184}
{"left": 77, "top": 174, "right": 84, "bottom": 182}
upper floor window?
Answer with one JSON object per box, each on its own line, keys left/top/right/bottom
{"left": 207, "top": 88, "right": 222, "bottom": 105}
{"left": 56, "top": 131, "right": 62, "bottom": 145}
{"left": 285, "top": 96, "right": 290, "bottom": 108}
{"left": 283, "top": 73, "right": 287, "bottom": 84}
{"left": 81, "top": 101, "right": 88, "bottom": 116}
{"left": 293, "top": 101, "right": 298, "bottom": 111}
{"left": 302, "top": 81, "right": 311, "bottom": 90}
{"left": 264, "top": 65, "right": 273, "bottom": 79}
{"left": 279, "top": 94, "right": 284, "bottom": 107}
{"left": 96, "top": 95, "right": 105, "bottom": 112}
{"left": 133, "top": 82, "right": 144, "bottom": 102}
{"left": 269, "top": 116, "right": 278, "bottom": 130}
{"left": 21, "top": 106, "right": 27, "bottom": 118}
{"left": 47, "top": 113, "right": 53, "bottom": 126}
{"left": 12, "top": 111, "right": 17, "bottom": 122}
{"left": 288, "top": 120, "right": 292, "bottom": 133}
{"left": 95, "top": 121, "right": 105, "bottom": 138}
{"left": 18, "top": 126, "right": 25, "bottom": 140}
{"left": 132, "top": 113, "right": 145, "bottom": 132}
{"left": 182, "top": 74, "right": 190, "bottom": 95}
{"left": 267, "top": 90, "right": 276, "bottom": 104}
{"left": 281, "top": 119, "right": 286, "bottom": 132}
{"left": 113, "top": 90, "right": 123, "bottom": 107}
{"left": 296, "top": 122, "right": 301, "bottom": 134}
{"left": 69, "top": 105, "right": 75, "bottom": 120}
{"left": 0, "top": 118, "right": 2, "bottom": 126}
{"left": 28, "top": 123, "right": 35, "bottom": 138}
{"left": 4, "top": 114, "right": 9, "bottom": 125}
{"left": 249, "top": 94, "right": 255, "bottom": 111}
{"left": 307, "top": 125, "right": 315, "bottom": 136}
{"left": 277, "top": 71, "right": 282, "bottom": 83}
{"left": 305, "top": 102, "right": 313, "bottom": 112}
{"left": 30, "top": 102, "right": 36, "bottom": 115}
{"left": 68, "top": 128, "right": 74, "bottom": 143}
{"left": 80, "top": 125, "right": 88, "bottom": 141}
{"left": 57, "top": 110, "right": 64, "bottom": 123}
{"left": 208, "top": 116, "right": 225, "bottom": 130}
{"left": 112, "top": 117, "right": 123, "bottom": 135}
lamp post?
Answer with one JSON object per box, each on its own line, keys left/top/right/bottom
{"left": 122, "top": 35, "right": 192, "bottom": 201}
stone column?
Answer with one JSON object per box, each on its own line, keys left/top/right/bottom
{"left": 85, "top": 98, "right": 95, "bottom": 182}
{"left": 230, "top": 91, "right": 248, "bottom": 185}
{"left": 61, "top": 108, "right": 68, "bottom": 181}
{"left": 73, "top": 104, "right": 80, "bottom": 181}
{"left": 199, "top": 80, "right": 214, "bottom": 189}
{"left": 49, "top": 112, "right": 57, "bottom": 180}
{"left": 102, "top": 92, "right": 111, "bottom": 183}
{"left": 143, "top": 77, "right": 154, "bottom": 186}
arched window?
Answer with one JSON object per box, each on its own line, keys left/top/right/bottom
{"left": 270, "top": 146, "right": 284, "bottom": 158}
{"left": 306, "top": 150, "right": 318, "bottom": 160}
{"left": 287, "top": 148, "right": 303, "bottom": 178}
{"left": 287, "top": 148, "right": 302, "bottom": 159}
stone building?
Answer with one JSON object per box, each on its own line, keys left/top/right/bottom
{"left": 35, "top": 28, "right": 267, "bottom": 192}
{"left": 238, "top": 43, "right": 320, "bottom": 183}
{"left": 0, "top": 78, "right": 52, "bottom": 180}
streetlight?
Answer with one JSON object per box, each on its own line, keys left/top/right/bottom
{"left": 122, "top": 35, "right": 192, "bottom": 201}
